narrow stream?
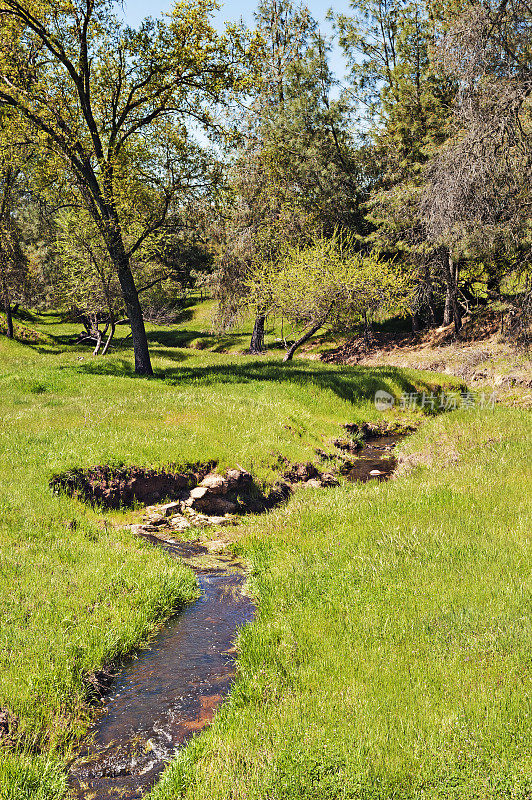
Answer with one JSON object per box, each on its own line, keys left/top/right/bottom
{"left": 346, "top": 435, "right": 403, "bottom": 482}
{"left": 68, "top": 435, "right": 403, "bottom": 799}
{"left": 69, "top": 539, "right": 254, "bottom": 800}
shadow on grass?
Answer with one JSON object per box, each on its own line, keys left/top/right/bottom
{"left": 150, "top": 348, "right": 194, "bottom": 363}
{"left": 69, "top": 357, "right": 453, "bottom": 410}
{"left": 172, "top": 307, "right": 194, "bottom": 325}
{"left": 146, "top": 329, "right": 245, "bottom": 349}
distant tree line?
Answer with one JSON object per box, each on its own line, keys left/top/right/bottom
{"left": 0, "top": 0, "right": 530, "bottom": 368}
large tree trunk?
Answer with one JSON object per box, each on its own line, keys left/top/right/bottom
{"left": 109, "top": 242, "right": 153, "bottom": 376}
{"left": 1, "top": 275, "right": 13, "bottom": 339}
{"left": 249, "top": 313, "right": 266, "bottom": 354}
{"left": 283, "top": 320, "right": 323, "bottom": 362}
{"left": 442, "top": 251, "right": 462, "bottom": 333}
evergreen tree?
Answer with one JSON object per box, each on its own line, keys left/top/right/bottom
{"left": 335, "top": 0, "right": 459, "bottom": 330}
{"left": 215, "top": 0, "right": 362, "bottom": 352}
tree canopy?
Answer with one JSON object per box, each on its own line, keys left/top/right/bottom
{"left": 0, "top": 0, "right": 529, "bottom": 358}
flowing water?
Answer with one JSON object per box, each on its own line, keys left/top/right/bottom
{"left": 69, "top": 538, "right": 254, "bottom": 800}
{"left": 69, "top": 437, "right": 402, "bottom": 799}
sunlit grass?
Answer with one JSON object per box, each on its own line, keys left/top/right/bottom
{"left": 151, "top": 407, "right": 532, "bottom": 800}
{"left": 0, "top": 312, "right": 516, "bottom": 799}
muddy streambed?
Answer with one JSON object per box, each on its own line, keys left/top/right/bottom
{"left": 68, "top": 434, "right": 403, "bottom": 799}
{"left": 346, "top": 435, "right": 403, "bottom": 482}
{"left": 69, "top": 538, "right": 254, "bottom": 800}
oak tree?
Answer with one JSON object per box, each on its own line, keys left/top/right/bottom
{"left": 0, "top": 0, "right": 244, "bottom": 373}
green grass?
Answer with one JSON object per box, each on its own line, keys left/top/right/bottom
{"left": 149, "top": 406, "right": 532, "bottom": 800}
{"left": 0, "top": 308, "right": 528, "bottom": 798}
{"left": 11, "top": 298, "right": 339, "bottom": 357}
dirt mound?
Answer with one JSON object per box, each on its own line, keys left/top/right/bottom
{"left": 321, "top": 310, "right": 507, "bottom": 366}
{"left": 50, "top": 463, "right": 215, "bottom": 509}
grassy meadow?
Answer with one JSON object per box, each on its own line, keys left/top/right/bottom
{"left": 0, "top": 304, "right": 530, "bottom": 798}
{"left": 152, "top": 407, "right": 532, "bottom": 800}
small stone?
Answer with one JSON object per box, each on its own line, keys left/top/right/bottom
{"left": 168, "top": 516, "right": 191, "bottom": 530}
{"left": 226, "top": 468, "right": 253, "bottom": 490}
{"left": 128, "top": 524, "right": 145, "bottom": 536}
{"left": 186, "top": 486, "right": 209, "bottom": 503}
{"left": 303, "top": 478, "right": 322, "bottom": 489}
{"left": 187, "top": 512, "right": 208, "bottom": 523}
{"left": 205, "top": 539, "right": 227, "bottom": 553}
{"left": 199, "top": 473, "right": 229, "bottom": 495}
{"left": 369, "top": 469, "right": 383, "bottom": 476}
{"left": 158, "top": 501, "right": 183, "bottom": 517}
{"left": 226, "top": 468, "right": 243, "bottom": 486}
{"left": 193, "top": 496, "right": 239, "bottom": 515}
{"left": 320, "top": 473, "right": 340, "bottom": 487}
{"left": 143, "top": 513, "right": 167, "bottom": 526}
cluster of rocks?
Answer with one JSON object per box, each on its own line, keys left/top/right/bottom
{"left": 52, "top": 421, "right": 410, "bottom": 539}
{"left": 282, "top": 461, "right": 339, "bottom": 490}
{"left": 312, "top": 421, "right": 417, "bottom": 478}
{"left": 129, "top": 468, "right": 295, "bottom": 533}
{"left": 344, "top": 420, "right": 417, "bottom": 438}
{"left": 128, "top": 463, "right": 342, "bottom": 536}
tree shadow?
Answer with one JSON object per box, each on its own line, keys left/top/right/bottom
{"left": 69, "top": 356, "right": 453, "bottom": 411}
{"left": 147, "top": 329, "right": 246, "bottom": 350}
{"left": 172, "top": 307, "right": 194, "bottom": 324}
{"left": 147, "top": 329, "right": 210, "bottom": 348}
{"left": 150, "top": 348, "right": 193, "bottom": 363}
{"left": 62, "top": 357, "right": 139, "bottom": 377}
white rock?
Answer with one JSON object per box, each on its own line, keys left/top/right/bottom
{"left": 187, "top": 486, "right": 209, "bottom": 503}
{"left": 199, "top": 473, "right": 229, "bottom": 495}
{"left": 303, "top": 479, "right": 322, "bottom": 489}
{"left": 168, "top": 517, "right": 191, "bottom": 530}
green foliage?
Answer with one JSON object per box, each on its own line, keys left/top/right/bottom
{"left": 0, "top": 301, "right": 517, "bottom": 798}
{"left": 335, "top": 0, "right": 454, "bottom": 177}
{"left": 249, "top": 234, "right": 414, "bottom": 334}
{"left": 213, "top": 0, "right": 362, "bottom": 332}
{"left": 0, "top": 0, "right": 254, "bottom": 371}
{"left": 0, "top": 313, "right": 455, "bottom": 750}
{"left": 0, "top": 754, "right": 66, "bottom": 800}
{"left": 54, "top": 210, "right": 122, "bottom": 321}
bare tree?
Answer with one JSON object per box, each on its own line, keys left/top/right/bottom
{"left": 421, "top": 0, "right": 532, "bottom": 299}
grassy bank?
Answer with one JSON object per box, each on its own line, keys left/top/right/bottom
{"left": 151, "top": 406, "right": 532, "bottom": 800}
{"left": 0, "top": 328, "right": 458, "bottom": 798}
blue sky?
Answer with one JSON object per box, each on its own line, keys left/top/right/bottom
{"left": 120, "top": 0, "right": 353, "bottom": 83}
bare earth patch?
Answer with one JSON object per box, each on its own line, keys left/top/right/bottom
{"left": 322, "top": 314, "right": 532, "bottom": 409}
